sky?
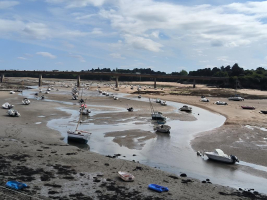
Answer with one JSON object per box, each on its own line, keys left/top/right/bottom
{"left": 1, "top": 0, "right": 267, "bottom": 73}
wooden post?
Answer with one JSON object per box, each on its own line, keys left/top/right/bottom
{"left": 39, "top": 74, "right": 42, "bottom": 87}
{"left": 115, "top": 76, "right": 119, "bottom": 88}
{"left": 154, "top": 78, "right": 156, "bottom": 88}
{"left": 1, "top": 74, "right": 4, "bottom": 83}
{"left": 77, "top": 75, "right": 80, "bottom": 87}
{"left": 193, "top": 79, "right": 196, "bottom": 88}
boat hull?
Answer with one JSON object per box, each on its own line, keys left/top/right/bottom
{"left": 205, "top": 153, "right": 236, "bottom": 164}
{"left": 67, "top": 136, "right": 88, "bottom": 144}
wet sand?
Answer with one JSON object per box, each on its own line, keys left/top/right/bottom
{"left": 0, "top": 79, "right": 266, "bottom": 199}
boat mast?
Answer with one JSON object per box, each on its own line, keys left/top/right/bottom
{"left": 75, "top": 112, "right": 82, "bottom": 131}
{"left": 149, "top": 98, "right": 155, "bottom": 114}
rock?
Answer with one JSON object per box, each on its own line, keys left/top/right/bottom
{"left": 206, "top": 179, "right": 210, "bottom": 181}
{"left": 133, "top": 154, "right": 136, "bottom": 156}
{"left": 239, "top": 188, "right": 243, "bottom": 191}
{"left": 202, "top": 181, "right": 206, "bottom": 183}
{"left": 180, "top": 173, "right": 187, "bottom": 177}
{"left": 104, "top": 163, "right": 109, "bottom": 166}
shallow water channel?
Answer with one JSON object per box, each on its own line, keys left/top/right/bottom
{"left": 23, "top": 88, "right": 267, "bottom": 193}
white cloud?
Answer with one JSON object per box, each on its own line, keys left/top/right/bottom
{"left": 46, "top": 0, "right": 108, "bottom": 8}
{"left": 91, "top": 28, "right": 102, "bottom": 35}
{"left": 124, "top": 34, "right": 163, "bottom": 52}
{"left": 110, "top": 53, "right": 125, "bottom": 59}
{"left": 17, "top": 57, "right": 27, "bottom": 60}
{"left": 69, "top": 54, "right": 86, "bottom": 62}
{"left": 36, "top": 52, "right": 56, "bottom": 59}
{"left": 0, "top": 1, "right": 19, "bottom": 9}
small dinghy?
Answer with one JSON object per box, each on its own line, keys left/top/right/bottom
{"left": 22, "top": 98, "right": 30, "bottom": 105}
{"left": 113, "top": 96, "right": 118, "bottom": 100}
{"left": 154, "top": 124, "right": 171, "bottom": 133}
{"left": 118, "top": 171, "right": 135, "bottom": 182}
{"left": 7, "top": 109, "right": 20, "bottom": 117}
{"left": 6, "top": 181, "right": 27, "bottom": 190}
{"left": 138, "top": 95, "right": 141, "bottom": 98}
{"left": 2, "top": 102, "right": 14, "bottom": 109}
{"left": 261, "top": 110, "right": 267, "bottom": 114}
{"left": 156, "top": 98, "right": 161, "bottom": 103}
{"left": 127, "top": 107, "right": 133, "bottom": 112}
{"left": 241, "top": 105, "right": 255, "bottom": 110}
{"left": 45, "top": 91, "right": 49, "bottom": 94}
{"left": 10, "top": 91, "right": 15, "bottom": 94}
{"left": 200, "top": 98, "right": 209, "bottom": 102}
{"left": 148, "top": 184, "right": 169, "bottom": 193}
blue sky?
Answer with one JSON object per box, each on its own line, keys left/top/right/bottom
{"left": 1, "top": 0, "right": 267, "bottom": 73}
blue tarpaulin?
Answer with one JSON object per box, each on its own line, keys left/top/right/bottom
{"left": 6, "top": 181, "right": 27, "bottom": 190}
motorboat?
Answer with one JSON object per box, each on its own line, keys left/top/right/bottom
{"left": 45, "top": 91, "right": 49, "bottom": 94}
{"left": 228, "top": 96, "right": 244, "bottom": 101}
{"left": 205, "top": 149, "right": 239, "bottom": 164}
{"left": 2, "top": 102, "right": 14, "bottom": 109}
{"left": 67, "top": 130, "right": 91, "bottom": 144}
{"left": 215, "top": 101, "right": 228, "bottom": 105}
{"left": 10, "top": 91, "right": 15, "bottom": 94}
{"left": 138, "top": 95, "right": 141, "bottom": 98}
{"left": 241, "top": 106, "right": 255, "bottom": 110}
{"left": 261, "top": 110, "right": 267, "bottom": 114}
{"left": 102, "top": 91, "right": 106, "bottom": 95}
{"left": 156, "top": 98, "right": 161, "bottom": 103}
{"left": 106, "top": 93, "right": 109, "bottom": 96}
{"left": 7, "top": 109, "right": 20, "bottom": 117}
{"left": 154, "top": 124, "right": 171, "bottom": 133}
{"left": 118, "top": 171, "right": 135, "bottom": 182}
{"left": 179, "top": 105, "right": 192, "bottom": 112}
{"left": 160, "top": 101, "right": 167, "bottom": 106}
{"left": 22, "top": 98, "right": 30, "bottom": 105}
{"left": 47, "top": 87, "right": 51, "bottom": 91}
{"left": 200, "top": 98, "right": 209, "bottom": 102}
{"left": 127, "top": 107, "right": 133, "bottom": 112}
{"left": 113, "top": 96, "right": 118, "bottom": 100}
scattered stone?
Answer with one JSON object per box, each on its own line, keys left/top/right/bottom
{"left": 104, "top": 163, "right": 109, "bottom": 166}
{"left": 168, "top": 175, "right": 179, "bottom": 179}
{"left": 181, "top": 179, "right": 193, "bottom": 184}
{"left": 202, "top": 181, "right": 206, "bottom": 183}
{"left": 180, "top": 173, "right": 187, "bottom": 177}
{"left": 206, "top": 179, "right": 210, "bottom": 182}
{"left": 133, "top": 154, "right": 136, "bottom": 156}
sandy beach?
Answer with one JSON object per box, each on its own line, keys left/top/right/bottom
{"left": 0, "top": 78, "right": 266, "bottom": 200}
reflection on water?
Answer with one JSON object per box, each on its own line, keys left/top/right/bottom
{"left": 68, "top": 140, "right": 90, "bottom": 150}
{"left": 43, "top": 90, "right": 267, "bottom": 193}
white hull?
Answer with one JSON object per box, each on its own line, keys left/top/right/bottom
{"left": 205, "top": 149, "right": 239, "bottom": 164}
{"left": 155, "top": 125, "right": 171, "bottom": 133}
{"left": 118, "top": 171, "right": 135, "bottom": 182}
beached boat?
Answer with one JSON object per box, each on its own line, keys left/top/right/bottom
{"left": 106, "top": 93, "right": 109, "bottom": 96}
{"left": 205, "top": 149, "right": 239, "bottom": 164}
{"left": 10, "top": 91, "right": 15, "bottom": 94}
{"left": 261, "top": 110, "right": 267, "bottom": 114}
{"left": 148, "top": 184, "right": 169, "bottom": 193}
{"left": 149, "top": 98, "right": 166, "bottom": 121}
{"left": 215, "top": 101, "right": 228, "bottom": 105}
{"left": 113, "top": 96, "right": 118, "bottom": 100}
{"left": 127, "top": 107, "right": 133, "bottom": 112}
{"left": 67, "top": 130, "right": 91, "bottom": 143}
{"left": 156, "top": 98, "right": 161, "bottom": 103}
{"left": 200, "top": 98, "right": 209, "bottom": 102}
{"left": 138, "top": 95, "right": 141, "bottom": 98}
{"left": 80, "top": 108, "right": 91, "bottom": 115}
{"left": 154, "top": 124, "right": 171, "bottom": 133}
{"left": 118, "top": 171, "right": 135, "bottom": 182}
{"left": 22, "top": 98, "right": 30, "bottom": 105}
{"left": 45, "top": 91, "right": 49, "bottom": 94}
{"left": 160, "top": 101, "right": 167, "bottom": 106}
{"left": 228, "top": 96, "right": 244, "bottom": 101}
{"left": 241, "top": 106, "right": 255, "bottom": 110}
{"left": 179, "top": 105, "right": 192, "bottom": 112}
{"left": 7, "top": 109, "right": 20, "bottom": 117}
{"left": 2, "top": 102, "right": 14, "bottom": 109}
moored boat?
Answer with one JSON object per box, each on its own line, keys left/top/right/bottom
{"left": 228, "top": 96, "right": 244, "bottom": 101}
{"left": 7, "top": 109, "right": 20, "bottom": 117}
{"left": 241, "top": 106, "right": 255, "bottom": 110}
{"left": 205, "top": 149, "right": 239, "bottom": 164}
{"left": 179, "top": 105, "right": 192, "bottom": 112}
{"left": 2, "top": 102, "right": 14, "bottom": 109}
{"left": 127, "top": 107, "right": 133, "bottom": 112}
{"left": 160, "top": 101, "right": 167, "bottom": 106}
{"left": 118, "top": 171, "right": 135, "bottom": 182}
{"left": 22, "top": 98, "right": 30, "bottom": 105}
{"left": 154, "top": 124, "right": 171, "bottom": 133}
{"left": 261, "top": 110, "right": 267, "bottom": 114}
{"left": 156, "top": 98, "right": 161, "bottom": 103}
{"left": 215, "top": 101, "right": 228, "bottom": 105}
{"left": 67, "top": 130, "right": 90, "bottom": 143}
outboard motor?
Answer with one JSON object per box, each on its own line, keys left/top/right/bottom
{"left": 230, "top": 155, "right": 239, "bottom": 163}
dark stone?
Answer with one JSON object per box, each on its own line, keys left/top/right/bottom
{"left": 180, "top": 173, "right": 187, "bottom": 177}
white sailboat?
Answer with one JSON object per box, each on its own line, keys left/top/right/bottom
{"left": 67, "top": 113, "right": 91, "bottom": 143}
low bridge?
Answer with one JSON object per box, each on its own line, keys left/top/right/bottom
{"left": 0, "top": 70, "right": 228, "bottom": 88}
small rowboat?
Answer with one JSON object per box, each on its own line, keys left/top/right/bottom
{"left": 118, "top": 171, "right": 135, "bottom": 182}
{"left": 241, "top": 106, "right": 255, "bottom": 110}
{"left": 261, "top": 110, "right": 267, "bottom": 114}
{"left": 148, "top": 184, "right": 169, "bottom": 193}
